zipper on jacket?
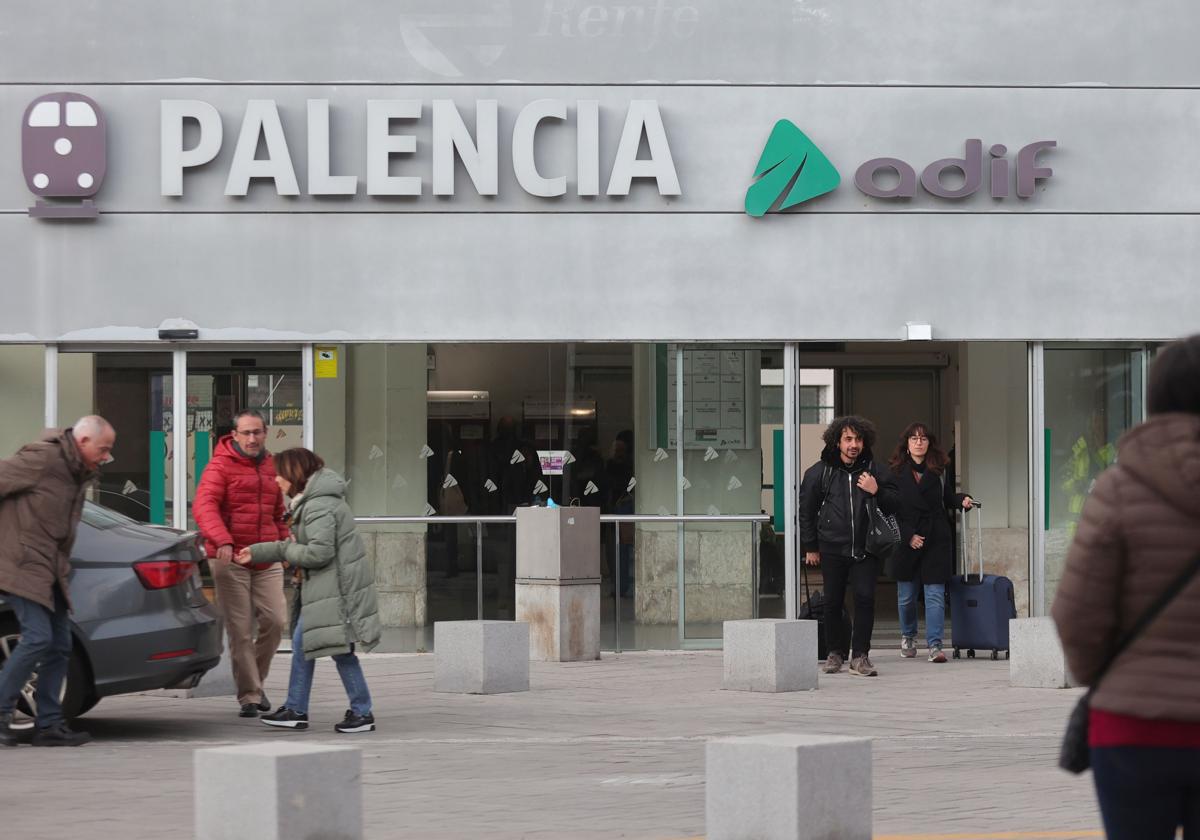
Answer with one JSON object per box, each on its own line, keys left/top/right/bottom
{"left": 257, "top": 461, "right": 265, "bottom": 546}
{"left": 848, "top": 471, "right": 856, "bottom": 557}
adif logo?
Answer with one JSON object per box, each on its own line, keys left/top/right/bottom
{"left": 23, "top": 92, "right": 106, "bottom": 219}
{"left": 745, "top": 120, "right": 840, "bottom": 217}
{"left": 746, "top": 119, "right": 1057, "bottom": 215}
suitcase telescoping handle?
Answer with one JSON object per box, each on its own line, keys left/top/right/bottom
{"left": 959, "top": 500, "right": 984, "bottom": 581}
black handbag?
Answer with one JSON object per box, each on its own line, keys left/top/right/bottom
{"left": 1059, "top": 550, "right": 1200, "bottom": 774}
{"left": 864, "top": 496, "right": 901, "bottom": 561}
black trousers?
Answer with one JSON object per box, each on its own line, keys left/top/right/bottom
{"left": 1093, "top": 746, "right": 1200, "bottom": 839}
{"left": 819, "top": 553, "right": 878, "bottom": 657}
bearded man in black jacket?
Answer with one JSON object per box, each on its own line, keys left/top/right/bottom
{"left": 798, "top": 415, "right": 899, "bottom": 677}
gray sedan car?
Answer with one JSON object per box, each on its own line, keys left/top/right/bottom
{"left": 0, "top": 502, "right": 222, "bottom": 720}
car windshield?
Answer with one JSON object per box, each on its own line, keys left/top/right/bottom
{"left": 81, "top": 501, "right": 140, "bottom": 530}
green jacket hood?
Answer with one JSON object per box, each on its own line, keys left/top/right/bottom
{"left": 300, "top": 468, "right": 348, "bottom": 503}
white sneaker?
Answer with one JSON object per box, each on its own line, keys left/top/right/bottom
{"left": 900, "top": 636, "right": 917, "bottom": 658}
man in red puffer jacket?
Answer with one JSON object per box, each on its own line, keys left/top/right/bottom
{"left": 194, "top": 409, "right": 290, "bottom": 718}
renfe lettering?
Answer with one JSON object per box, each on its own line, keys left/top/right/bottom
{"left": 853, "top": 140, "right": 1056, "bottom": 200}
{"left": 160, "top": 98, "right": 681, "bottom": 199}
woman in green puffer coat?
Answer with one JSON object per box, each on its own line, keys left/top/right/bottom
{"left": 235, "top": 448, "right": 382, "bottom": 734}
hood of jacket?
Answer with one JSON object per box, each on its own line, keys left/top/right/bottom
{"left": 42, "top": 427, "right": 94, "bottom": 482}
{"left": 297, "top": 468, "right": 348, "bottom": 505}
{"left": 1116, "top": 412, "right": 1200, "bottom": 519}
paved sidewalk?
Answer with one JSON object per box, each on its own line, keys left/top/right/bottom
{"left": 0, "top": 651, "right": 1102, "bottom": 839}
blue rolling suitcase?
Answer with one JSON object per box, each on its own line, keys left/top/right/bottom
{"left": 949, "top": 503, "right": 1016, "bottom": 661}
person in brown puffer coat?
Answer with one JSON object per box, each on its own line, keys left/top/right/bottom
{"left": 0, "top": 417, "right": 115, "bottom": 748}
{"left": 1051, "top": 334, "right": 1200, "bottom": 840}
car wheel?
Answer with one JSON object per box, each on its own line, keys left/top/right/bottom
{"left": 0, "top": 618, "right": 93, "bottom": 721}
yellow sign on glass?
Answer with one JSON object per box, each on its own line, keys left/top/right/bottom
{"left": 315, "top": 346, "right": 338, "bottom": 379}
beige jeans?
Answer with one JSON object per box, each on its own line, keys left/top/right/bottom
{"left": 211, "top": 561, "right": 286, "bottom": 706}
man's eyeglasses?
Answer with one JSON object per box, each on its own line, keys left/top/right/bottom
{"left": 235, "top": 428, "right": 267, "bottom": 438}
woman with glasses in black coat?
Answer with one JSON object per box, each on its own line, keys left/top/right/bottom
{"left": 886, "top": 423, "right": 973, "bottom": 663}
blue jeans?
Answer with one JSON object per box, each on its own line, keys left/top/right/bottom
{"left": 1092, "top": 746, "right": 1200, "bottom": 839}
{"left": 897, "top": 580, "right": 946, "bottom": 649}
{"left": 0, "top": 588, "right": 72, "bottom": 728}
{"left": 283, "top": 617, "right": 372, "bottom": 717}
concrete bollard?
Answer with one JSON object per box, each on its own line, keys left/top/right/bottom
{"left": 515, "top": 506, "right": 602, "bottom": 662}
{"left": 723, "top": 619, "right": 818, "bottom": 692}
{"left": 707, "top": 733, "right": 872, "bottom": 840}
{"left": 434, "top": 620, "right": 530, "bottom": 694}
{"left": 195, "top": 742, "right": 362, "bottom": 840}
{"left": 1009, "top": 617, "right": 1081, "bottom": 688}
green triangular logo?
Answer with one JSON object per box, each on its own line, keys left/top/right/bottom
{"left": 745, "top": 120, "right": 840, "bottom": 217}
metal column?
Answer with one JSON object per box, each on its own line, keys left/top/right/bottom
{"left": 1027, "top": 342, "right": 1046, "bottom": 617}
{"left": 302, "top": 343, "right": 315, "bottom": 450}
{"left": 783, "top": 342, "right": 799, "bottom": 620}
{"left": 43, "top": 344, "right": 58, "bottom": 428}
{"left": 172, "top": 349, "right": 188, "bottom": 530}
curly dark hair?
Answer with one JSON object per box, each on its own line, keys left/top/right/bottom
{"left": 822, "top": 415, "right": 876, "bottom": 454}
{"left": 887, "top": 421, "right": 950, "bottom": 475}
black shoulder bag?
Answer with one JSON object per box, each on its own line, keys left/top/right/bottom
{"left": 863, "top": 462, "right": 900, "bottom": 562}
{"left": 1060, "top": 550, "right": 1200, "bottom": 774}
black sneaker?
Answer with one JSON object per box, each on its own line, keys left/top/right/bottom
{"left": 257, "top": 692, "right": 272, "bottom": 712}
{"left": 261, "top": 707, "right": 309, "bottom": 730}
{"left": 31, "top": 723, "right": 91, "bottom": 747}
{"left": 239, "top": 703, "right": 259, "bottom": 718}
{"left": 334, "top": 710, "right": 375, "bottom": 734}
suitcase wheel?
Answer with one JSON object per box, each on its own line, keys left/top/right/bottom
{"left": 952, "top": 648, "right": 961, "bottom": 660}
{"left": 990, "top": 650, "right": 999, "bottom": 661}
{"left": 967, "top": 649, "right": 976, "bottom": 659}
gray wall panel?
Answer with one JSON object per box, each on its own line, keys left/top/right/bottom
{"left": 0, "top": 212, "right": 1192, "bottom": 342}
{"left": 3, "top": 1, "right": 1198, "bottom": 87}
{"left": 4, "top": 85, "right": 1198, "bottom": 212}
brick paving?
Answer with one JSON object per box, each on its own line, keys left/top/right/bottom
{"left": 0, "top": 650, "right": 1102, "bottom": 839}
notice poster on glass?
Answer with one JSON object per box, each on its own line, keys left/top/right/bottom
{"left": 656, "top": 347, "right": 756, "bottom": 449}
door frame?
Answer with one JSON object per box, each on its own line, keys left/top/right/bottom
{"left": 44, "top": 342, "right": 311, "bottom": 530}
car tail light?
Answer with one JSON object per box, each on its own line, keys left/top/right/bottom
{"left": 134, "top": 560, "right": 196, "bottom": 590}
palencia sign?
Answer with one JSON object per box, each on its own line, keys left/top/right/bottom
{"left": 160, "top": 98, "right": 681, "bottom": 198}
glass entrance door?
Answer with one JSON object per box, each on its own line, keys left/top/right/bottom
{"left": 673, "top": 344, "right": 782, "bottom": 646}
{"left": 183, "top": 352, "right": 303, "bottom": 530}
{"left": 1040, "top": 346, "right": 1146, "bottom": 609}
